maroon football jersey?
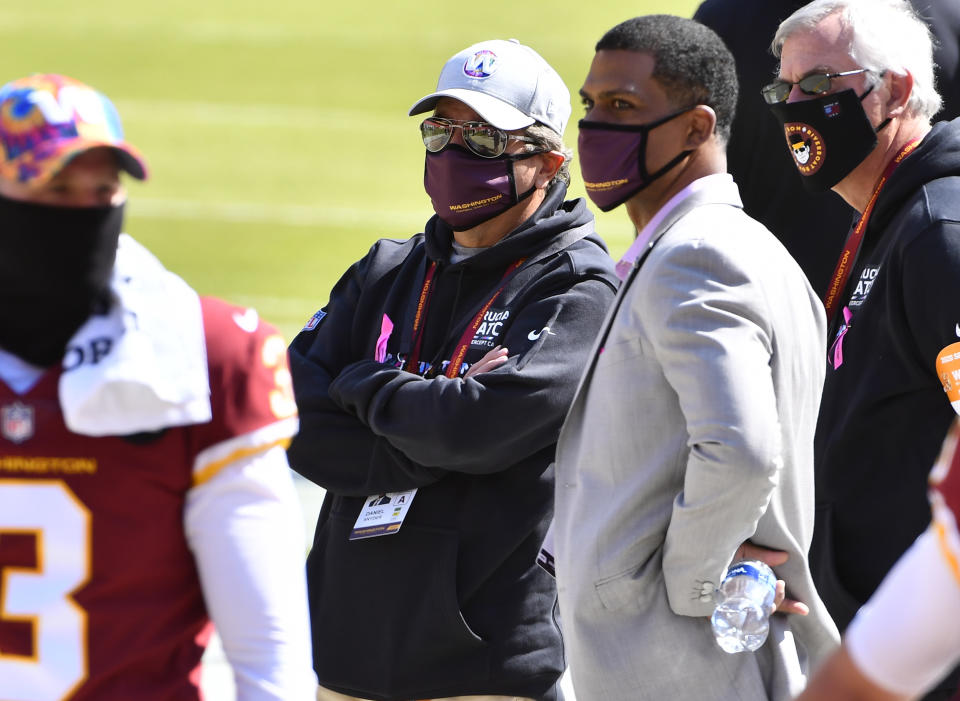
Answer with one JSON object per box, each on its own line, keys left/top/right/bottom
{"left": 0, "top": 297, "right": 296, "bottom": 700}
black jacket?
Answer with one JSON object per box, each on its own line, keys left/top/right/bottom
{"left": 812, "top": 119, "right": 960, "bottom": 633}
{"left": 287, "top": 184, "right": 618, "bottom": 701}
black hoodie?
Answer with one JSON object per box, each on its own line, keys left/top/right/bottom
{"left": 812, "top": 118, "right": 960, "bottom": 633}
{"left": 287, "top": 183, "right": 618, "bottom": 701}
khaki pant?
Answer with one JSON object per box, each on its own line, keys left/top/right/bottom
{"left": 317, "top": 686, "right": 535, "bottom": 701}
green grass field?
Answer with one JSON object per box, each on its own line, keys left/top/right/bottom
{"left": 5, "top": 0, "right": 700, "bottom": 342}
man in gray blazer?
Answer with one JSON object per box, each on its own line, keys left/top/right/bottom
{"left": 552, "top": 15, "right": 839, "bottom": 701}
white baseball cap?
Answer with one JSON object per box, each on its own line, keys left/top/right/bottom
{"left": 408, "top": 39, "right": 571, "bottom": 136}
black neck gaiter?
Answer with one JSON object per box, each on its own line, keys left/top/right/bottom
{"left": 0, "top": 194, "right": 123, "bottom": 366}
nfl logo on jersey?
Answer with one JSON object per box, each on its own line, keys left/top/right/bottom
{"left": 2, "top": 402, "right": 34, "bottom": 443}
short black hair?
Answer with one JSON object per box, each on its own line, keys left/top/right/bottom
{"left": 596, "top": 15, "right": 738, "bottom": 142}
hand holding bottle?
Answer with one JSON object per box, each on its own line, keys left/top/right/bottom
{"left": 711, "top": 543, "right": 810, "bottom": 654}
{"left": 734, "top": 542, "right": 810, "bottom": 616}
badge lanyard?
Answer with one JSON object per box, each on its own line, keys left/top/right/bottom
{"left": 823, "top": 138, "right": 921, "bottom": 325}
{"left": 404, "top": 258, "right": 525, "bottom": 378}
{"left": 404, "top": 261, "right": 439, "bottom": 376}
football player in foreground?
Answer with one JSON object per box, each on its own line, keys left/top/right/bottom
{"left": 0, "top": 73, "right": 317, "bottom": 700}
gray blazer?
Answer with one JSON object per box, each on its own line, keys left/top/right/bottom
{"left": 553, "top": 175, "right": 839, "bottom": 701}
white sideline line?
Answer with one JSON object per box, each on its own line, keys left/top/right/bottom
{"left": 128, "top": 197, "right": 425, "bottom": 230}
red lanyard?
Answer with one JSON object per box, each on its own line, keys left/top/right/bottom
{"left": 404, "top": 258, "right": 525, "bottom": 378}
{"left": 823, "top": 138, "right": 920, "bottom": 324}
{"left": 405, "top": 261, "right": 439, "bottom": 375}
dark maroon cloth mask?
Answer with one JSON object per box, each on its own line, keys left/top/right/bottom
{"left": 578, "top": 107, "right": 694, "bottom": 212}
{"left": 424, "top": 145, "right": 539, "bottom": 230}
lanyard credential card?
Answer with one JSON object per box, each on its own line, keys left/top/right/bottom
{"left": 350, "top": 489, "right": 418, "bottom": 540}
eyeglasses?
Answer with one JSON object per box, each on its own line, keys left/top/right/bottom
{"left": 761, "top": 68, "right": 873, "bottom": 104}
{"left": 420, "top": 117, "right": 540, "bottom": 158}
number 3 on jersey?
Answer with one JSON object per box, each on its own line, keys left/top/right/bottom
{"left": 0, "top": 480, "right": 90, "bottom": 701}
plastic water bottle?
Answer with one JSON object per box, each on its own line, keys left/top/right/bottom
{"left": 710, "top": 560, "right": 777, "bottom": 653}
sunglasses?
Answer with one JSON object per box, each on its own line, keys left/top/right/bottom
{"left": 761, "top": 68, "right": 872, "bottom": 105}
{"left": 420, "top": 117, "right": 540, "bottom": 158}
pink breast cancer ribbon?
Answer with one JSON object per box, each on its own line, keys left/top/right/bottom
{"left": 831, "top": 306, "right": 852, "bottom": 369}
{"left": 375, "top": 314, "right": 394, "bottom": 363}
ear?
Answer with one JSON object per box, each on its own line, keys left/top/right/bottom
{"left": 534, "top": 151, "right": 566, "bottom": 189}
{"left": 884, "top": 69, "right": 913, "bottom": 118}
{"left": 684, "top": 105, "right": 717, "bottom": 149}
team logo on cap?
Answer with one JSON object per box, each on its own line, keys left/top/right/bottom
{"left": 463, "top": 50, "right": 498, "bottom": 79}
{"left": 783, "top": 122, "right": 824, "bottom": 175}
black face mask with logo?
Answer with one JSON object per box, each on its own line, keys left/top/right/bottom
{"left": 0, "top": 193, "right": 123, "bottom": 367}
{"left": 769, "top": 87, "right": 888, "bottom": 192}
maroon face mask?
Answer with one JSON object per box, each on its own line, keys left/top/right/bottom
{"left": 424, "top": 145, "right": 541, "bottom": 230}
{"left": 577, "top": 107, "right": 694, "bottom": 212}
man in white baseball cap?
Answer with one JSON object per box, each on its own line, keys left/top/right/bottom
{"left": 288, "top": 38, "right": 618, "bottom": 701}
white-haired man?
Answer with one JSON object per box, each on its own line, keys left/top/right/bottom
{"left": 767, "top": 1, "right": 960, "bottom": 698}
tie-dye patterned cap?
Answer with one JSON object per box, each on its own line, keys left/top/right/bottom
{"left": 0, "top": 73, "right": 148, "bottom": 186}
